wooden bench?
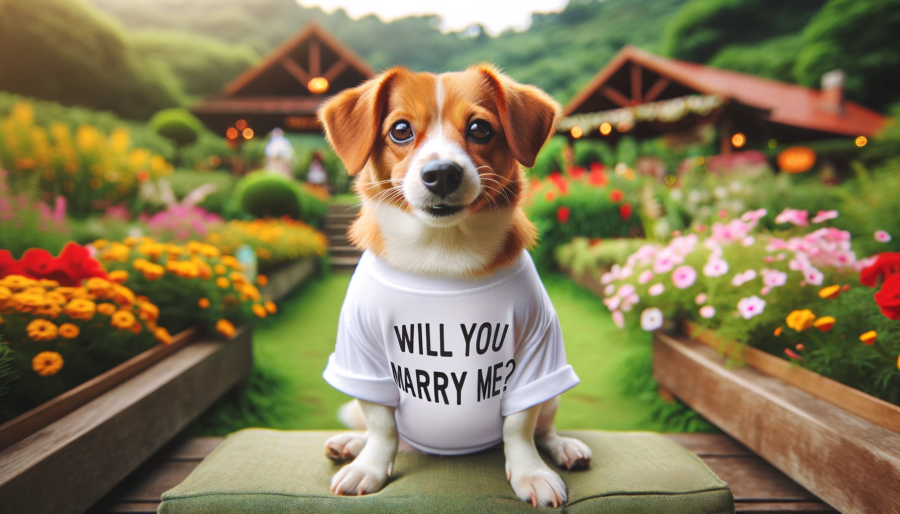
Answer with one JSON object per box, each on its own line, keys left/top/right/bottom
{"left": 89, "top": 434, "right": 834, "bottom": 513}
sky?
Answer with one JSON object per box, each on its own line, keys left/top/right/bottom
{"left": 296, "top": 0, "right": 570, "bottom": 35}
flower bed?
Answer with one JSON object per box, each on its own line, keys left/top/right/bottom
{"left": 205, "top": 217, "right": 329, "bottom": 273}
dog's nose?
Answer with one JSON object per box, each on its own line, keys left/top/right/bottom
{"left": 421, "top": 160, "right": 463, "bottom": 198}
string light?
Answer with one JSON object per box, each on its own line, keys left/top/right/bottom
{"left": 855, "top": 136, "right": 867, "bottom": 147}
{"left": 242, "top": 128, "right": 254, "bottom": 140}
{"left": 768, "top": 139, "right": 777, "bottom": 148}
{"left": 236, "top": 119, "right": 248, "bottom": 131}
{"left": 570, "top": 126, "right": 583, "bottom": 138}
{"left": 226, "top": 127, "right": 238, "bottom": 139}
{"left": 599, "top": 122, "right": 612, "bottom": 135}
{"left": 308, "top": 77, "right": 329, "bottom": 94}
{"left": 731, "top": 133, "right": 746, "bottom": 148}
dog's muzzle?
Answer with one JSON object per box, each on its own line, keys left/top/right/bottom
{"left": 421, "top": 159, "right": 463, "bottom": 198}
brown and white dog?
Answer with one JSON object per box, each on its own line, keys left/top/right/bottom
{"left": 317, "top": 64, "right": 591, "bottom": 508}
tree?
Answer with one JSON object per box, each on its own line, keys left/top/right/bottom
{"left": 708, "top": 35, "right": 804, "bottom": 83}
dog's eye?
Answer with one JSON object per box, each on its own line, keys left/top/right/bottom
{"left": 467, "top": 120, "right": 494, "bottom": 144}
{"left": 389, "top": 120, "right": 414, "bottom": 144}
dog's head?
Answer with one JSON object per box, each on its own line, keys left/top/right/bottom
{"left": 319, "top": 65, "right": 560, "bottom": 229}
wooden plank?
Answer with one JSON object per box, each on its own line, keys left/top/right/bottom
{"left": 600, "top": 86, "right": 632, "bottom": 108}
{"left": 163, "top": 437, "right": 224, "bottom": 461}
{"left": 260, "top": 257, "right": 316, "bottom": 302}
{"left": 0, "top": 327, "right": 199, "bottom": 452}
{"left": 653, "top": 334, "right": 900, "bottom": 514}
{"left": 662, "top": 433, "right": 753, "bottom": 456}
{"left": 735, "top": 504, "right": 835, "bottom": 513}
{"left": 630, "top": 63, "right": 642, "bottom": 103}
{"left": 644, "top": 77, "right": 670, "bottom": 102}
{"left": 0, "top": 330, "right": 253, "bottom": 514}
{"left": 309, "top": 38, "right": 321, "bottom": 77}
{"left": 702, "top": 457, "right": 817, "bottom": 502}
{"left": 686, "top": 321, "right": 900, "bottom": 435}
{"left": 281, "top": 56, "right": 310, "bottom": 85}
{"left": 322, "top": 59, "right": 348, "bottom": 83}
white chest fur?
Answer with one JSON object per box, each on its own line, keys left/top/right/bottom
{"left": 372, "top": 203, "right": 512, "bottom": 277}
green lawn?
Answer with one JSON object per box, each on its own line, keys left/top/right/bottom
{"left": 190, "top": 272, "right": 662, "bottom": 435}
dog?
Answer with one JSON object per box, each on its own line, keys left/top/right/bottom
{"left": 317, "top": 64, "right": 591, "bottom": 508}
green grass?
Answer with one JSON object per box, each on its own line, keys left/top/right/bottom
{"left": 190, "top": 272, "right": 665, "bottom": 435}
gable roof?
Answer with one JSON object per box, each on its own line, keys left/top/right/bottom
{"left": 564, "top": 46, "right": 885, "bottom": 138}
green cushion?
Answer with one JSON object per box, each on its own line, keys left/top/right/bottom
{"left": 159, "top": 429, "right": 734, "bottom": 514}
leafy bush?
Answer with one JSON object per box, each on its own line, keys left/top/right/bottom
{"left": 555, "top": 237, "right": 650, "bottom": 278}
{"left": 236, "top": 172, "right": 303, "bottom": 220}
{"left": 527, "top": 136, "right": 568, "bottom": 179}
{"left": 206, "top": 218, "right": 329, "bottom": 272}
{"left": 150, "top": 108, "right": 202, "bottom": 149}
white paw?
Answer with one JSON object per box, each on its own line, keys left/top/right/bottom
{"left": 541, "top": 435, "right": 592, "bottom": 470}
{"left": 324, "top": 433, "right": 367, "bottom": 464}
{"left": 330, "top": 462, "right": 389, "bottom": 496}
{"left": 507, "top": 465, "right": 568, "bottom": 508}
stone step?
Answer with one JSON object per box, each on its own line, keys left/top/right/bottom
{"left": 331, "top": 256, "right": 360, "bottom": 270}
{"left": 331, "top": 245, "right": 361, "bottom": 257}
{"left": 324, "top": 212, "right": 358, "bottom": 221}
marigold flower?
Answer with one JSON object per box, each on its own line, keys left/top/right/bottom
{"left": 216, "top": 277, "right": 230, "bottom": 289}
{"left": 240, "top": 284, "right": 260, "bottom": 301}
{"left": 860, "top": 330, "right": 877, "bottom": 345}
{"left": 97, "top": 303, "right": 116, "bottom": 315}
{"left": 112, "top": 285, "right": 136, "bottom": 306}
{"left": 216, "top": 319, "right": 236, "bottom": 338}
{"left": 0, "top": 285, "right": 12, "bottom": 301}
{"left": 108, "top": 270, "right": 129, "bottom": 283}
{"left": 257, "top": 275, "right": 268, "bottom": 286}
{"left": 813, "top": 316, "right": 835, "bottom": 332}
{"left": 252, "top": 304, "right": 267, "bottom": 318}
{"left": 198, "top": 297, "right": 210, "bottom": 309}
{"left": 264, "top": 301, "right": 277, "bottom": 314}
{"left": 38, "top": 279, "right": 59, "bottom": 288}
{"left": 818, "top": 285, "right": 841, "bottom": 300}
{"left": 27, "top": 319, "right": 58, "bottom": 341}
{"left": 111, "top": 310, "right": 136, "bottom": 329}
{"left": 64, "top": 298, "right": 96, "bottom": 320}
{"left": 786, "top": 309, "right": 815, "bottom": 332}
{"left": 86, "top": 277, "right": 113, "bottom": 297}
{"left": 123, "top": 237, "right": 138, "bottom": 246}
{"left": 155, "top": 327, "right": 173, "bottom": 345}
{"left": 32, "top": 351, "right": 64, "bottom": 376}
{"left": 59, "top": 323, "right": 80, "bottom": 339}
{"left": 0, "top": 275, "right": 36, "bottom": 290}
{"left": 220, "top": 256, "right": 240, "bottom": 269}
{"left": 94, "top": 239, "right": 109, "bottom": 249}
{"left": 774, "top": 327, "right": 782, "bottom": 337}
{"left": 138, "top": 302, "right": 159, "bottom": 322}
{"left": 46, "top": 291, "right": 67, "bottom": 305}
{"left": 142, "top": 263, "right": 165, "bottom": 281}
{"left": 214, "top": 264, "right": 227, "bottom": 275}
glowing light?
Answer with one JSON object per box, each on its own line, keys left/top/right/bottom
{"left": 599, "top": 122, "right": 612, "bottom": 135}
{"left": 616, "top": 121, "right": 631, "bottom": 132}
{"left": 777, "top": 146, "right": 816, "bottom": 174}
{"left": 235, "top": 119, "right": 248, "bottom": 131}
{"left": 768, "top": 139, "right": 777, "bottom": 149}
{"left": 242, "top": 128, "right": 255, "bottom": 140}
{"left": 665, "top": 174, "right": 676, "bottom": 185}
{"left": 308, "top": 77, "right": 330, "bottom": 94}
{"left": 226, "top": 127, "right": 238, "bottom": 139}
{"left": 855, "top": 136, "right": 867, "bottom": 147}
{"left": 731, "top": 133, "right": 746, "bottom": 148}
{"left": 570, "top": 126, "right": 583, "bottom": 138}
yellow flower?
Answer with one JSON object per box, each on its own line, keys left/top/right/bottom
{"left": 93, "top": 239, "right": 109, "bottom": 249}
{"left": 220, "top": 256, "right": 240, "bottom": 270}
{"left": 86, "top": 277, "right": 113, "bottom": 297}
{"left": 216, "top": 277, "right": 230, "bottom": 289}
{"left": 59, "top": 323, "right": 80, "bottom": 339}
{"left": 33, "top": 351, "right": 64, "bottom": 376}
{"left": 35, "top": 302, "right": 62, "bottom": 319}
{"left": 108, "top": 270, "right": 129, "bottom": 283}
{"left": 38, "top": 279, "right": 59, "bottom": 288}
{"left": 214, "top": 264, "right": 227, "bottom": 275}
{"left": 27, "top": 319, "right": 58, "bottom": 341}
{"left": 123, "top": 237, "right": 138, "bottom": 246}
{"left": 138, "top": 302, "right": 159, "bottom": 322}
{"left": 0, "top": 285, "right": 12, "bottom": 301}
{"left": 786, "top": 310, "right": 815, "bottom": 332}
{"left": 64, "top": 298, "right": 96, "bottom": 320}
{"left": 0, "top": 275, "right": 36, "bottom": 290}
{"left": 818, "top": 285, "right": 841, "bottom": 300}
{"left": 240, "top": 284, "right": 260, "bottom": 301}
{"left": 813, "top": 316, "right": 835, "bottom": 332}
{"left": 257, "top": 275, "right": 268, "bottom": 286}
{"left": 216, "top": 319, "right": 236, "bottom": 338}
{"left": 252, "top": 304, "right": 267, "bottom": 318}
{"left": 230, "top": 271, "right": 246, "bottom": 285}
{"left": 112, "top": 285, "right": 136, "bottom": 306}
{"left": 175, "top": 261, "right": 200, "bottom": 278}
{"left": 155, "top": 327, "right": 173, "bottom": 345}
{"left": 101, "top": 243, "right": 131, "bottom": 262}
{"left": 198, "top": 298, "right": 210, "bottom": 309}
{"left": 46, "top": 291, "right": 67, "bottom": 305}
{"left": 97, "top": 303, "right": 117, "bottom": 315}
{"left": 264, "top": 301, "right": 277, "bottom": 314}
{"left": 141, "top": 263, "right": 165, "bottom": 281}
{"left": 111, "top": 310, "right": 136, "bottom": 329}
{"left": 860, "top": 331, "right": 877, "bottom": 345}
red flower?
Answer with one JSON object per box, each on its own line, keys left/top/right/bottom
{"left": 544, "top": 191, "right": 556, "bottom": 202}
{"left": 860, "top": 252, "right": 900, "bottom": 287}
{"left": 557, "top": 206, "right": 570, "bottom": 224}
{"left": 873, "top": 273, "right": 900, "bottom": 320}
{"left": 56, "top": 242, "right": 107, "bottom": 285}
{"left": 548, "top": 172, "right": 568, "bottom": 194}
{"left": 609, "top": 189, "right": 623, "bottom": 202}
{"left": 589, "top": 162, "right": 604, "bottom": 174}
{"left": 0, "top": 249, "right": 26, "bottom": 277}
{"left": 568, "top": 166, "right": 586, "bottom": 179}
{"left": 619, "top": 203, "right": 633, "bottom": 220}
{"left": 21, "top": 248, "right": 58, "bottom": 277}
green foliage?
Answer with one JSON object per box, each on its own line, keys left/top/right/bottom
{"left": 707, "top": 35, "right": 804, "bottom": 83}
{"left": 150, "top": 108, "right": 202, "bottom": 148}
{"left": 0, "top": 172, "right": 71, "bottom": 258}
{"left": 236, "top": 172, "right": 304, "bottom": 220}
{"left": 556, "top": 237, "right": 651, "bottom": 278}
{"left": 528, "top": 136, "right": 568, "bottom": 178}
{"left": 0, "top": 0, "right": 182, "bottom": 119}
{"left": 0, "top": 341, "right": 16, "bottom": 403}
{"left": 794, "top": 0, "right": 900, "bottom": 111}
{"left": 573, "top": 139, "right": 615, "bottom": 168}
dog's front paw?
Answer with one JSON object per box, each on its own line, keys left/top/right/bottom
{"left": 324, "top": 432, "right": 367, "bottom": 464}
{"left": 330, "top": 462, "right": 389, "bottom": 496}
{"left": 507, "top": 465, "right": 567, "bottom": 508}
{"left": 540, "top": 435, "right": 592, "bottom": 471}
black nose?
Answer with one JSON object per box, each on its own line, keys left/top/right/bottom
{"left": 421, "top": 160, "right": 463, "bottom": 198}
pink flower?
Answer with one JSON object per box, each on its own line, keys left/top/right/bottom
{"left": 617, "top": 284, "right": 636, "bottom": 298}
{"left": 652, "top": 249, "right": 682, "bottom": 274}
{"left": 649, "top": 283, "right": 665, "bottom": 296}
{"left": 875, "top": 230, "right": 892, "bottom": 243}
{"left": 774, "top": 208, "right": 809, "bottom": 227}
{"left": 760, "top": 286, "right": 771, "bottom": 295}
{"left": 812, "top": 210, "right": 838, "bottom": 223}
{"left": 732, "top": 269, "right": 757, "bottom": 286}
{"left": 640, "top": 308, "right": 664, "bottom": 331}
{"left": 761, "top": 269, "right": 787, "bottom": 288}
{"left": 619, "top": 266, "right": 633, "bottom": 280}
{"left": 695, "top": 293, "right": 707, "bottom": 305}
{"left": 621, "top": 294, "right": 640, "bottom": 312}
{"left": 612, "top": 310, "right": 625, "bottom": 328}
{"left": 741, "top": 236, "right": 755, "bottom": 247}
{"left": 703, "top": 258, "right": 729, "bottom": 277}
{"left": 604, "top": 284, "right": 616, "bottom": 296}
{"left": 699, "top": 306, "right": 716, "bottom": 318}
{"left": 638, "top": 270, "right": 654, "bottom": 284}
{"left": 804, "top": 266, "right": 824, "bottom": 286}
{"left": 737, "top": 296, "right": 766, "bottom": 319}
{"left": 604, "top": 296, "right": 621, "bottom": 311}
{"left": 718, "top": 209, "right": 728, "bottom": 219}
{"left": 740, "top": 208, "right": 767, "bottom": 223}
{"left": 672, "top": 265, "right": 697, "bottom": 289}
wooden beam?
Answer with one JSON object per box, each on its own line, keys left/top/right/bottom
{"left": 309, "top": 38, "right": 321, "bottom": 77}
{"left": 631, "top": 63, "right": 642, "bottom": 104}
{"left": 600, "top": 86, "right": 632, "bottom": 108}
{"left": 281, "top": 57, "right": 310, "bottom": 86}
{"left": 322, "top": 59, "right": 348, "bottom": 82}
{"left": 644, "top": 77, "right": 670, "bottom": 103}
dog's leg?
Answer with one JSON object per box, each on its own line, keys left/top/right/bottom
{"left": 534, "top": 397, "right": 592, "bottom": 470}
{"left": 503, "top": 404, "right": 567, "bottom": 508}
{"left": 330, "top": 400, "right": 398, "bottom": 496}
{"left": 325, "top": 400, "right": 368, "bottom": 463}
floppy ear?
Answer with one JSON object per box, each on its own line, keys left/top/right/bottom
{"left": 476, "top": 64, "right": 561, "bottom": 168}
{"left": 317, "top": 69, "right": 398, "bottom": 175}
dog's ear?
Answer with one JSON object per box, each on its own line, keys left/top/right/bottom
{"left": 318, "top": 69, "right": 399, "bottom": 175}
{"left": 476, "top": 64, "right": 561, "bottom": 168}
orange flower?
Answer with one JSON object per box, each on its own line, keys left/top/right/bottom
{"left": 111, "top": 310, "right": 136, "bottom": 329}
{"left": 818, "top": 285, "right": 841, "bottom": 300}
{"left": 214, "top": 264, "right": 227, "bottom": 275}
{"left": 216, "top": 277, "right": 230, "bottom": 289}
{"left": 138, "top": 302, "right": 159, "bottom": 322}
{"left": 58, "top": 323, "right": 80, "bottom": 339}
{"left": 264, "top": 301, "right": 277, "bottom": 314}
{"left": 860, "top": 331, "right": 877, "bottom": 345}
{"left": 27, "top": 319, "right": 58, "bottom": 341}
{"left": 155, "top": 327, "right": 173, "bottom": 345}
{"left": 257, "top": 275, "right": 268, "bottom": 286}
{"left": 108, "top": 270, "right": 129, "bottom": 283}
{"left": 0, "top": 285, "right": 11, "bottom": 301}
{"left": 0, "top": 275, "right": 36, "bottom": 290}
{"left": 141, "top": 263, "right": 165, "bottom": 281}
{"left": 773, "top": 327, "right": 782, "bottom": 337}
{"left": 112, "top": 285, "right": 136, "bottom": 306}
{"left": 786, "top": 310, "right": 815, "bottom": 332}
{"left": 97, "top": 303, "right": 117, "bottom": 315}
{"left": 813, "top": 316, "right": 835, "bottom": 332}
{"left": 32, "top": 351, "right": 64, "bottom": 376}
{"left": 252, "top": 304, "right": 267, "bottom": 318}
{"left": 216, "top": 319, "right": 236, "bottom": 338}
{"left": 86, "top": 277, "right": 113, "bottom": 297}
{"left": 64, "top": 298, "right": 96, "bottom": 320}
{"left": 198, "top": 297, "right": 210, "bottom": 309}
{"left": 93, "top": 239, "right": 109, "bottom": 249}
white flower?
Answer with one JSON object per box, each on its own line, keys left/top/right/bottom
{"left": 699, "top": 306, "right": 716, "bottom": 319}
{"left": 703, "top": 258, "right": 729, "bottom": 277}
{"left": 737, "top": 296, "right": 766, "bottom": 319}
{"left": 741, "top": 236, "right": 755, "bottom": 247}
{"left": 649, "top": 283, "right": 665, "bottom": 296}
{"left": 640, "top": 308, "right": 664, "bottom": 331}
{"left": 695, "top": 293, "right": 707, "bottom": 305}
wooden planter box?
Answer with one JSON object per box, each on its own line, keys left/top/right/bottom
{"left": 653, "top": 330, "right": 900, "bottom": 514}
{"left": 0, "top": 328, "right": 253, "bottom": 514}
{"left": 259, "top": 256, "right": 317, "bottom": 302}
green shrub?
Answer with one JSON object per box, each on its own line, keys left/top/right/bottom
{"left": 527, "top": 136, "right": 568, "bottom": 178}
{"left": 236, "top": 172, "right": 304, "bottom": 220}
{"left": 151, "top": 108, "right": 202, "bottom": 149}
{"left": 573, "top": 139, "right": 615, "bottom": 167}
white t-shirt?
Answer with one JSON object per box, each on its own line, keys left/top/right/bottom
{"left": 323, "top": 250, "right": 579, "bottom": 455}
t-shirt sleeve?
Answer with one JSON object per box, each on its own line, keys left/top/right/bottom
{"left": 500, "top": 290, "right": 579, "bottom": 417}
{"left": 322, "top": 298, "right": 400, "bottom": 408}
